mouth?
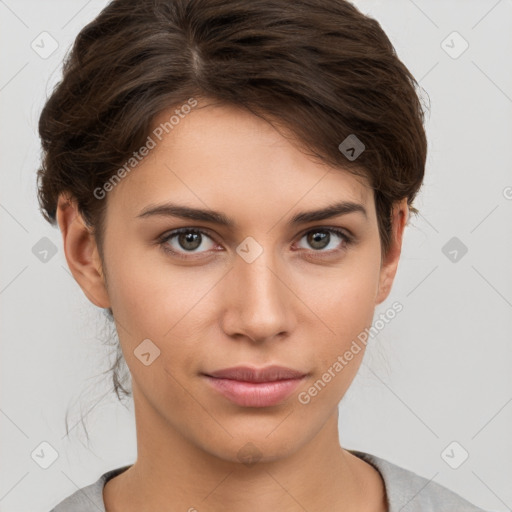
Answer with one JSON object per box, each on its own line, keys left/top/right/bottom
{"left": 201, "top": 365, "right": 308, "bottom": 407}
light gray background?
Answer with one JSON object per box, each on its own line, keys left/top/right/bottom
{"left": 1, "top": 0, "right": 511, "bottom": 511}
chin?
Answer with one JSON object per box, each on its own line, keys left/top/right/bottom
{"left": 197, "top": 428, "right": 307, "bottom": 467}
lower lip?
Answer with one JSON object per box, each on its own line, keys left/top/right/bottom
{"left": 203, "top": 375, "right": 306, "bottom": 407}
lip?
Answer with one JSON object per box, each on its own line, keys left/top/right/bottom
{"left": 202, "top": 365, "right": 308, "bottom": 407}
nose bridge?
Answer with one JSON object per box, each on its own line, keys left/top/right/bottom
{"left": 241, "top": 250, "right": 282, "bottom": 302}
{"left": 223, "top": 238, "right": 293, "bottom": 341}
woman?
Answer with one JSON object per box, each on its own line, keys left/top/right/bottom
{"left": 38, "top": 0, "right": 488, "bottom": 510}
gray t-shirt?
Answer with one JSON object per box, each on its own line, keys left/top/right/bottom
{"left": 49, "top": 449, "right": 490, "bottom": 511}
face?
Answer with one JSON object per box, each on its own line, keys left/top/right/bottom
{"left": 58, "top": 98, "right": 407, "bottom": 464}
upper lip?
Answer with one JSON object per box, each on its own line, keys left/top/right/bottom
{"left": 203, "top": 365, "right": 307, "bottom": 382}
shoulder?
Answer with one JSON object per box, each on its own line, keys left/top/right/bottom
{"left": 49, "top": 465, "right": 132, "bottom": 512}
{"left": 348, "top": 449, "right": 491, "bottom": 512}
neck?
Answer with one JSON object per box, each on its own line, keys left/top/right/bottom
{"left": 103, "top": 386, "right": 387, "bottom": 512}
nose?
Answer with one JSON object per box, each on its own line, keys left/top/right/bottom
{"left": 219, "top": 247, "right": 296, "bottom": 343}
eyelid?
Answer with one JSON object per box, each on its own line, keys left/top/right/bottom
{"left": 158, "top": 227, "right": 218, "bottom": 243}
{"left": 295, "top": 225, "right": 353, "bottom": 242}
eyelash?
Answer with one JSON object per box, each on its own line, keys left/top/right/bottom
{"left": 157, "top": 226, "right": 354, "bottom": 260}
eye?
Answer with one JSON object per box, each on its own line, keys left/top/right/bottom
{"left": 295, "top": 227, "right": 352, "bottom": 254}
{"left": 158, "top": 226, "right": 353, "bottom": 260}
{"left": 158, "top": 228, "right": 218, "bottom": 258}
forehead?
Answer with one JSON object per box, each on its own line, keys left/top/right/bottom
{"left": 106, "top": 100, "right": 374, "bottom": 224}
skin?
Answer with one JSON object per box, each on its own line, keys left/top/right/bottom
{"left": 56, "top": 98, "right": 408, "bottom": 512}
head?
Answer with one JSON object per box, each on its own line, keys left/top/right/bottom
{"left": 37, "top": 0, "right": 427, "bottom": 461}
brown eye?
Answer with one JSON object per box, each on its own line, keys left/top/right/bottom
{"left": 296, "top": 228, "right": 351, "bottom": 252}
{"left": 160, "top": 228, "right": 216, "bottom": 256}
{"left": 177, "top": 231, "right": 202, "bottom": 251}
{"left": 306, "top": 230, "right": 330, "bottom": 250}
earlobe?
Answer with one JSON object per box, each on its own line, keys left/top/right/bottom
{"left": 56, "top": 193, "right": 110, "bottom": 309}
{"left": 375, "top": 199, "right": 408, "bottom": 305}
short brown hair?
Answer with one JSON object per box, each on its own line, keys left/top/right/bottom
{"left": 36, "top": 0, "right": 428, "bottom": 407}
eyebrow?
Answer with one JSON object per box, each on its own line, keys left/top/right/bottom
{"left": 136, "top": 200, "right": 368, "bottom": 226}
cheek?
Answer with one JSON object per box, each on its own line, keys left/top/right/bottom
{"left": 104, "top": 243, "right": 217, "bottom": 372}
{"left": 299, "top": 268, "right": 380, "bottom": 405}
{"left": 103, "top": 248, "right": 198, "bottom": 407}
{"left": 300, "top": 248, "right": 381, "bottom": 340}
{"left": 105, "top": 238, "right": 193, "bottom": 335}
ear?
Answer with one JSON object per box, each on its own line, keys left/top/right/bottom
{"left": 375, "top": 198, "right": 409, "bottom": 305}
{"left": 56, "top": 193, "right": 110, "bottom": 309}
